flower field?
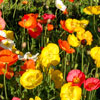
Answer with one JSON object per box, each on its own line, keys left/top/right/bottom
{"left": 0, "top": 0, "right": 100, "bottom": 100}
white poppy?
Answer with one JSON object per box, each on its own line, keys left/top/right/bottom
{"left": 0, "top": 39, "right": 15, "bottom": 50}
{"left": 55, "top": 0, "right": 66, "bottom": 11}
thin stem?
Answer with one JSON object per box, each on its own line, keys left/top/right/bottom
{"left": 81, "top": 46, "right": 84, "bottom": 72}
{"left": 4, "top": 63, "right": 8, "bottom": 100}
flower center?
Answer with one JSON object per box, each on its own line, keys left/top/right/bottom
{"left": 3, "top": 41, "right": 10, "bottom": 47}
{"left": 73, "top": 77, "right": 80, "bottom": 84}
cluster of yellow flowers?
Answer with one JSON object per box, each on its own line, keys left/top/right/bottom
{"left": 29, "top": 96, "right": 41, "bottom": 100}
{"left": 65, "top": 18, "right": 93, "bottom": 47}
{"left": 90, "top": 46, "right": 100, "bottom": 67}
{"left": 83, "top": 6, "right": 100, "bottom": 15}
{"left": 36, "top": 43, "right": 60, "bottom": 70}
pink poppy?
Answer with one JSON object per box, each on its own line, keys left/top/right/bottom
{"left": 42, "top": 13, "right": 56, "bottom": 20}
{"left": 28, "top": 22, "right": 42, "bottom": 38}
{"left": 12, "top": 97, "right": 21, "bottom": 100}
{"left": 67, "top": 69, "right": 85, "bottom": 87}
{"left": 0, "top": 11, "right": 6, "bottom": 30}
{"left": 84, "top": 78, "right": 100, "bottom": 91}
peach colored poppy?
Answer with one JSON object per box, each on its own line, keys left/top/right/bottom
{"left": 22, "top": 0, "right": 28, "bottom": 5}
{"left": 18, "top": 13, "right": 37, "bottom": 29}
{"left": 58, "top": 39, "right": 75, "bottom": 53}
{"left": 60, "top": 20, "right": 73, "bottom": 33}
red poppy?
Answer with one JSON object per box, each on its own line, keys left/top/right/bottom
{"left": 60, "top": 20, "right": 73, "bottom": 33}
{"left": 69, "top": 0, "right": 74, "bottom": 2}
{"left": 84, "top": 78, "right": 100, "bottom": 91}
{"left": 42, "top": 13, "right": 56, "bottom": 20}
{"left": 37, "top": 19, "right": 47, "bottom": 24}
{"left": 28, "top": 22, "right": 42, "bottom": 38}
{"left": 0, "top": 49, "right": 18, "bottom": 66}
{"left": 47, "top": 24, "right": 54, "bottom": 31}
{"left": 66, "top": 69, "right": 85, "bottom": 87}
{"left": 18, "top": 13, "right": 37, "bottom": 29}
{"left": 0, "top": 0, "right": 3, "bottom": 4}
{"left": 58, "top": 39, "right": 75, "bottom": 53}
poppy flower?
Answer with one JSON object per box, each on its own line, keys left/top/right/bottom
{"left": 20, "top": 69, "right": 43, "bottom": 89}
{"left": 29, "top": 96, "right": 41, "bottom": 100}
{"left": 69, "top": 0, "right": 74, "bottom": 2}
{"left": 0, "top": 63, "right": 14, "bottom": 79}
{"left": 67, "top": 34, "right": 80, "bottom": 47}
{"left": 0, "top": 49, "right": 18, "bottom": 66}
{"left": 84, "top": 78, "right": 100, "bottom": 91}
{"left": 39, "top": 43, "right": 60, "bottom": 68}
{"left": 55, "top": 0, "right": 68, "bottom": 14}
{"left": 12, "top": 97, "right": 21, "bottom": 100}
{"left": 0, "top": 0, "right": 3, "bottom": 4}
{"left": 0, "top": 35, "right": 5, "bottom": 42}
{"left": 60, "top": 20, "right": 73, "bottom": 33}
{"left": 22, "top": 0, "right": 28, "bottom": 5}
{"left": 83, "top": 6, "right": 100, "bottom": 15}
{"left": 37, "top": 19, "right": 47, "bottom": 24}
{"left": 58, "top": 39, "right": 75, "bottom": 53}
{"left": 0, "top": 39, "right": 15, "bottom": 50}
{"left": 47, "top": 24, "right": 54, "bottom": 31}
{"left": 0, "top": 11, "right": 6, "bottom": 30}
{"left": 51, "top": 70, "right": 64, "bottom": 89}
{"left": 28, "top": 23, "right": 42, "bottom": 39}
{"left": 60, "top": 82, "right": 82, "bottom": 100}
{"left": 21, "top": 59, "right": 35, "bottom": 71}
{"left": 67, "top": 69, "right": 85, "bottom": 87}
{"left": 42, "top": 13, "right": 56, "bottom": 20}
{"left": 18, "top": 13, "right": 37, "bottom": 29}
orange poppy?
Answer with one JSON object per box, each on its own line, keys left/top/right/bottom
{"left": 0, "top": 35, "right": 5, "bottom": 41}
{"left": 58, "top": 39, "right": 75, "bottom": 53}
{"left": 22, "top": 0, "right": 28, "bottom": 5}
{"left": 47, "top": 24, "right": 54, "bottom": 31}
{"left": 0, "top": 49, "right": 18, "bottom": 66}
{"left": 62, "top": 9, "right": 68, "bottom": 15}
{"left": 18, "top": 13, "right": 38, "bottom": 29}
{"left": 21, "top": 59, "right": 35, "bottom": 70}
{"left": 0, "top": 0, "right": 3, "bottom": 4}
{"left": 0, "top": 63, "right": 14, "bottom": 79}
{"left": 60, "top": 20, "right": 73, "bottom": 33}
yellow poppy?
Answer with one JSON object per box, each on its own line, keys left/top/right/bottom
{"left": 20, "top": 69, "right": 43, "bottom": 89}
{"left": 39, "top": 43, "right": 60, "bottom": 68}
{"left": 3, "top": 30, "right": 14, "bottom": 40}
{"left": 51, "top": 70, "right": 64, "bottom": 89}
{"left": 29, "top": 96, "right": 41, "bottom": 100}
{"left": 65, "top": 18, "right": 80, "bottom": 32}
{"left": 60, "top": 82, "right": 82, "bottom": 100}
{"left": 83, "top": 6, "right": 100, "bottom": 15}
{"left": 67, "top": 34, "right": 80, "bottom": 47}
{"left": 79, "top": 19, "right": 89, "bottom": 28}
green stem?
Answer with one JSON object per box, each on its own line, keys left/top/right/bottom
{"left": 13, "top": 0, "right": 18, "bottom": 18}
{"left": 64, "top": 53, "right": 67, "bottom": 80}
{"left": 4, "top": 63, "right": 8, "bottom": 100}
{"left": 81, "top": 46, "right": 84, "bottom": 72}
